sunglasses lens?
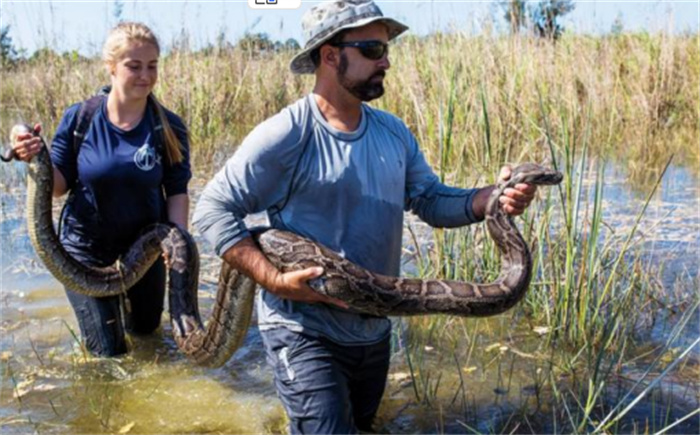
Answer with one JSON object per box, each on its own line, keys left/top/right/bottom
{"left": 333, "top": 41, "right": 389, "bottom": 60}
{"left": 360, "top": 43, "right": 386, "bottom": 60}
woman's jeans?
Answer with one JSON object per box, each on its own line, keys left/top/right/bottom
{"left": 65, "top": 258, "right": 166, "bottom": 356}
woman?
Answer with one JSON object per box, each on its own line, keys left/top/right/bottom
{"left": 11, "top": 22, "right": 191, "bottom": 357}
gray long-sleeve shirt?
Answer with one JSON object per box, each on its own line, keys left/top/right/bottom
{"left": 193, "top": 94, "right": 481, "bottom": 344}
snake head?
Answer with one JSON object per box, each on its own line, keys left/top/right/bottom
{"left": 506, "top": 163, "right": 563, "bottom": 187}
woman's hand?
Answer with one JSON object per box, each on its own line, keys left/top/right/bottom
{"left": 10, "top": 124, "right": 43, "bottom": 162}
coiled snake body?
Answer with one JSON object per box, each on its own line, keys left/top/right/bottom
{"left": 5, "top": 124, "right": 562, "bottom": 367}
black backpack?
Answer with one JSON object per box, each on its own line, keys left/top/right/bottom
{"left": 72, "top": 85, "right": 165, "bottom": 156}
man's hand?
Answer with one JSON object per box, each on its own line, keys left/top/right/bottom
{"left": 471, "top": 165, "right": 539, "bottom": 220}
{"left": 497, "top": 165, "right": 537, "bottom": 216}
{"left": 223, "top": 237, "right": 349, "bottom": 310}
{"left": 271, "top": 266, "right": 349, "bottom": 309}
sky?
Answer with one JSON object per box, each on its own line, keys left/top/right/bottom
{"left": 0, "top": 1, "right": 698, "bottom": 56}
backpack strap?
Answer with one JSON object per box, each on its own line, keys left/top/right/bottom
{"left": 72, "top": 94, "right": 106, "bottom": 155}
{"left": 61, "top": 88, "right": 108, "bottom": 239}
{"left": 72, "top": 85, "right": 165, "bottom": 158}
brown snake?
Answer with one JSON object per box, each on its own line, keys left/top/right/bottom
{"left": 5, "top": 124, "right": 562, "bottom": 367}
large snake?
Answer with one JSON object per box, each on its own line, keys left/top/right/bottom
{"left": 4, "top": 124, "right": 562, "bottom": 367}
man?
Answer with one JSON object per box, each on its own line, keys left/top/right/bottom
{"left": 193, "top": 1, "right": 537, "bottom": 433}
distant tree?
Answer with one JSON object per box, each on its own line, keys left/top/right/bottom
{"left": 531, "top": 0, "right": 575, "bottom": 40}
{"left": 1, "top": 25, "right": 18, "bottom": 68}
{"left": 500, "top": 0, "right": 528, "bottom": 35}
{"left": 28, "top": 47, "right": 61, "bottom": 64}
{"left": 200, "top": 42, "right": 236, "bottom": 57}
{"left": 215, "top": 30, "right": 230, "bottom": 51}
{"left": 237, "top": 32, "right": 274, "bottom": 53}
{"left": 170, "top": 29, "right": 192, "bottom": 54}
{"left": 113, "top": 0, "right": 124, "bottom": 23}
{"left": 62, "top": 49, "right": 89, "bottom": 62}
{"left": 611, "top": 13, "right": 624, "bottom": 35}
{"left": 236, "top": 34, "right": 300, "bottom": 54}
{"left": 283, "top": 38, "right": 301, "bottom": 51}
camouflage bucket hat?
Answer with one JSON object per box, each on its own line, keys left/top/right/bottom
{"left": 290, "top": 0, "right": 409, "bottom": 75}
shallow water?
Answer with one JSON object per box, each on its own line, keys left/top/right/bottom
{"left": 1, "top": 273, "right": 285, "bottom": 434}
{"left": 1, "top": 161, "right": 698, "bottom": 433}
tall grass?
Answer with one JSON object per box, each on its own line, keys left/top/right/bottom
{"left": 395, "top": 78, "right": 697, "bottom": 431}
{"left": 1, "top": 32, "right": 697, "bottom": 177}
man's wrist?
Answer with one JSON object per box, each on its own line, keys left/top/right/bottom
{"left": 263, "top": 269, "right": 284, "bottom": 293}
{"left": 471, "top": 185, "right": 497, "bottom": 221}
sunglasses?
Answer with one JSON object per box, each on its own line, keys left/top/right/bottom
{"left": 331, "top": 40, "right": 389, "bottom": 60}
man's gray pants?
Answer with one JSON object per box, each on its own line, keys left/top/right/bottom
{"left": 261, "top": 327, "right": 391, "bottom": 434}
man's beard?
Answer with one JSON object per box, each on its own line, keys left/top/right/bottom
{"left": 337, "top": 52, "right": 385, "bottom": 101}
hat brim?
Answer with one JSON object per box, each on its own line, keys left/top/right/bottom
{"left": 289, "top": 17, "right": 408, "bottom": 75}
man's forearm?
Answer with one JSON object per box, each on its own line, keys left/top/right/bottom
{"left": 222, "top": 236, "right": 282, "bottom": 291}
{"left": 221, "top": 235, "right": 347, "bottom": 307}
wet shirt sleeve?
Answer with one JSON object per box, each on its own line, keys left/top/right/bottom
{"left": 193, "top": 111, "right": 303, "bottom": 257}
{"left": 403, "top": 129, "right": 481, "bottom": 227}
{"left": 162, "top": 114, "right": 192, "bottom": 197}
{"left": 49, "top": 103, "right": 81, "bottom": 190}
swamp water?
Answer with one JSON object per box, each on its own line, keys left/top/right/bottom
{"left": 1, "top": 162, "right": 698, "bottom": 434}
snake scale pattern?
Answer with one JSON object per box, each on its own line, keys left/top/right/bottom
{"left": 5, "top": 124, "right": 562, "bottom": 367}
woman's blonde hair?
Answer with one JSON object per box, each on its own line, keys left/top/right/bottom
{"left": 102, "top": 22, "right": 184, "bottom": 165}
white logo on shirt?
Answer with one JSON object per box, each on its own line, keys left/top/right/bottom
{"left": 133, "top": 143, "right": 161, "bottom": 171}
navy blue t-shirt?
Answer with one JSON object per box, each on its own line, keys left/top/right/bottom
{"left": 51, "top": 99, "right": 191, "bottom": 265}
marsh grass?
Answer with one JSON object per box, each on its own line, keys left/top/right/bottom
{"left": 380, "top": 33, "right": 696, "bottom": 432}
{"left": 394, "top": 93, "right": 698, "bottom": 431}
{"left": 1, "top": 31, "right": 696, "bottom": 175}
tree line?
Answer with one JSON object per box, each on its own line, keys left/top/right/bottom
{"left": 2, "top": 1, "right": 578, "bottom": 69}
